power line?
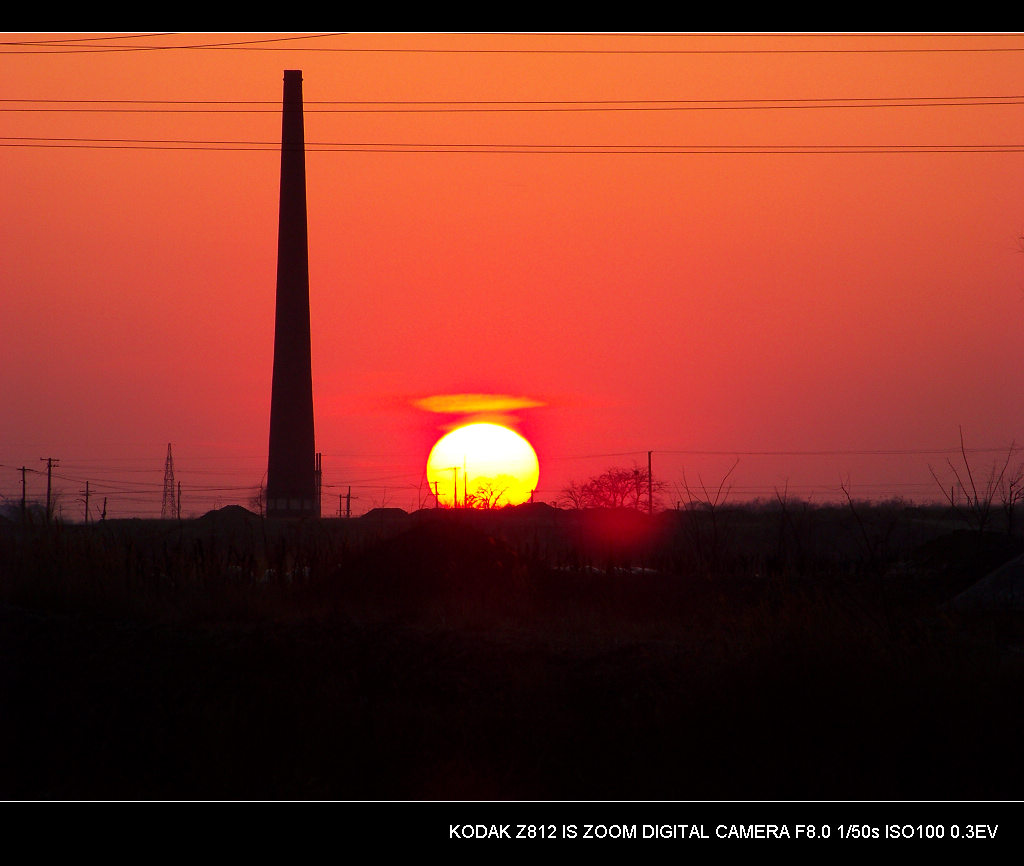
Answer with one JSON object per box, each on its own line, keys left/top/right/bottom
{"left": 0, "top": 33, "right": 179, "bottom": 45}
{"left": 3, "top": 138, "right": 1023, "bottom": 155}
{"left": 6, "top": 443, "right": 1022, "bottom": 478}
{"left": 5, "top": 98, "right": 1024, "bottom": 114}
{"left": 538, "top": 445, "right": 1024, "bottom": 461}
{"left": 228, "top": 45, "right": 1024, "bottom": 56}
{"left": 0, "top": 33, "right": 348, "bottom": 54}
{"left": 9, "top": 135, "right": 1024, "bottom": 147}
{"left": 9, "top": 444, "right": 1024, "bottom": 472}
{"left": 3, "top": 93, "right": 1024, "bottom": 105}
{"left": 2, "top": 37, "right": 1022, "bottom": 55}
{"left": 657, "top": 447, "right": 1024, "bottom": 456}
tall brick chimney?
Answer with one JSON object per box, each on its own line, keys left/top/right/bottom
{"left": 266, "top": 70, "right": 319, "bottom": 518}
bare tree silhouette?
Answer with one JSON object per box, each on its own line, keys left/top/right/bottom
{"left": 470, "top": 480, "right": 512, "bottom": 510}
{"left": 929, "top": 426, "right": 1020, "bottom": 535}
{"left": 676, "top": 458, "right": 739, "bottom": 572}
{"left": 997, "top": 456, "right": 1024, "bottom": 535}
{"left": 560, "top": 464, "right": 665, "bottom": 511}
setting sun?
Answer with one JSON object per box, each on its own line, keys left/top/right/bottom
{"left": 426, "top": 423, "right": 540, "bottom": 508}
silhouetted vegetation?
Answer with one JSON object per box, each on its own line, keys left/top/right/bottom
{"left": 2, "top": 499, "right": 1023, "bottom": 800}
{"left": 560, "top": 463, "right": 665, "bottom": 511}
{"left": 928, "top": 428, "right": 1024, "bottom": 537}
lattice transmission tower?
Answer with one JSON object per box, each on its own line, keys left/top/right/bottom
{"left": 161, "top": 443, "right": 177, "bottom": 519}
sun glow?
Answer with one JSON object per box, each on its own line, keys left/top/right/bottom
{"left": 426, "top": 423, "right": 540, "bottom": 508}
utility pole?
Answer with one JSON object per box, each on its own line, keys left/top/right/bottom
{"left": 436, "top": 467, "right": 460, "bottom": 508}
{"left": 338, "top": 487, "right": 356, "bottom": 517}
{"left": 177, "top": 481, "right": 182, "bottom": 520}
{"left": 101, "top": 497, "right": 107, "bottom": 521}
{"left": 18, "top": 466, "right": 27, "bottom": 521}
{"left": 648, "top": 450, "right": 653, "bottom": 516}
{"left": 39, "top": 457, "right": 58, "bottom": 522}
{"left": 80, "top": 480, "right": 90, "bottom": 523}
{"left": 315, "top": 452, "right": 323, "bottom": 517}
{"left": 432, "top": 480, "right": 440, "bottom": 508}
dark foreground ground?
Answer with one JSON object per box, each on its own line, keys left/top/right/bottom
{"left": 2, "top": 503, "right": 1024, "bottom": 800}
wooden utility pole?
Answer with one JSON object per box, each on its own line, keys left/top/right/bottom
{"left": 435, "top": 467, "right": 460, "bottom": 508}
{"left": 338, "top": 487, "right": 356, "bottom": 517}
{"left": 315, "top": 452, "right": 323, "bottom": 516}
{"left": 177, "top": 481, "right": 182, "bottom": 520}
{"left": 40, "top": 457, "right": 58, "bottom": 522}
{"left": 648, "top": 450, "right": 653, "bottom": 515}
{"left": 81, "top": 481, "right": 90, "bottom": 523}
{"left": 18, "top": 466, "right": 27, "bottom": 520}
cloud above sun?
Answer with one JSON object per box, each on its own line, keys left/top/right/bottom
{"left": 414, "top": 393, "right": 546, "bottom": 414}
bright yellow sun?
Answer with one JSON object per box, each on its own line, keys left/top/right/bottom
{"left": 426, "top": 422, "right": 540, "bottom": 508}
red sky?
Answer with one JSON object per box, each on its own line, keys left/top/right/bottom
{"left": 2, "top": 32, "right": 1024, "bottom": 518}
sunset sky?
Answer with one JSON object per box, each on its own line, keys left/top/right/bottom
{"left": 2, "top": 32, "right": 1024, "bottom": 518}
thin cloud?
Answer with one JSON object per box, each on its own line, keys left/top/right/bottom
{"left": 414, "top": 393, "right": 546, "bottom": 414}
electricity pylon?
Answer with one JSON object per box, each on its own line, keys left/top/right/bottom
{"left": 161, "top": 443, "right": 177, "bottom": 519}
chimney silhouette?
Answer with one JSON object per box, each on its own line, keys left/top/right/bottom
{"left": 266, "top": 70, "right": 319, "bottom": 518}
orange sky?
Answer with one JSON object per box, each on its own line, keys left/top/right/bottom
{"left": 2, "top": 32, "right": 1024, "bottom": 517}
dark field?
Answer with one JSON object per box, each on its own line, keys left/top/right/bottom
{"left": 2, "top": 502, "right": 1024, "bottom": 801}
